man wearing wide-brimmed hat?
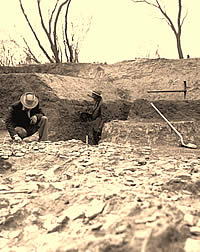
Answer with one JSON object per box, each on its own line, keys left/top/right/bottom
{"left": 5, "top": 92, "right": 48, "bottom": 142}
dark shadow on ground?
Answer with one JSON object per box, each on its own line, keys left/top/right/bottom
{"left": 53, "top": 98, "right": 132, "bottom": 144}
{"left": 0, "top": 157, "right": 12, "bottom": 173}
{"left": 146, "top": 225, "right": 190, "bottom": 252}
{"left": 163, "top": 175, "right": 200, "bottom": 196}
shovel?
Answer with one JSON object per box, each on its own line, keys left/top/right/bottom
{"left": 150, "top": 102, "right": 197, "bottom": 149}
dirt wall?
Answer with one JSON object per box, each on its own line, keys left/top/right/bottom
{"left": 1, "top": 59, "right": 200, "bottom": 144}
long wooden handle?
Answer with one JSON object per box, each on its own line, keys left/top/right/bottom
{"left": 150, "top": 102, "right": 183, "bottom": 140}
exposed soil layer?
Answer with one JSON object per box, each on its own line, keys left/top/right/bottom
{"left": 1, "top": 58, "right": 200, "bottom": 144}
{"left": 1, "top": 59, "right": 200, "bottom": 251}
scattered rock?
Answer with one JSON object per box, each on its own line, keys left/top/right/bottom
{"left": 190, "top": 226, "right": 200, "bottom": 236}
{"left": 62, "top": 205, "right": 85, "bottom": 220}
{"left": 184, "top": 238, "right": 200, "bottom": 252}
{"left": 0, "top": 133, "right": 200, "bottom": 251}
{"left": 91, "top": 222, "right": 103, "bottom": 231}
{"left": 184, "top": 214, "right": 195, "bottom": 226}
{"left": 14, "top": 152, "right": 25, "bottom": 157}
{"left": 85, "top": 199, "right": 106, "bottom": 220}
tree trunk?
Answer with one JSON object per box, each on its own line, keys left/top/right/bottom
{"left": 69, "top": 45, "right": 74, "bottom": 62}
{"left": 131, "top": 0, "right": 186, "bottom": 60}
{"left": 176, "top": 34, "right": 184, "bottom": 59}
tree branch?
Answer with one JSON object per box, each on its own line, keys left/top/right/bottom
{"left": 37, "top": 0, "right": 57, "bottom": 59}
{"left": 131, "top": 0, "right": 185, "bottom": 59}
{"left": 132, "top": 0, "right": 177, "bottom": 35}
{"left": 64, "top": 0, "right": 73, "bottom": 62}
{"left": 53, "top": 0, "right": 70, "bottom": 63}
{"left": 49, "top": 0, "right": 59, "bottom": 35}
{"left": 155, "top": 0, "right": 177, "bottom": 35}
{"left": 181, "top": 9, "right": 188, "bottom": 27}
{"left": 131, "top": 0, "right": 158, "bottom": 8}
{"left": 19, "top": 0, "right": 53, "bottom": 63}
{"left": 23, "top": 38, "right": 41, "bottom": 64}
{"left": 62, "top": 24, "right": 69, "bottom": 62}
{"left": 177, "top": 0, "right": 182, "bottom": 35}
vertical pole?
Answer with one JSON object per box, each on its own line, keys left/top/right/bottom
{"left": 86, "top": 135, "right": 88, "bottom": 144}
{"left": 183, "top": 81, "right": 187, "bottom": 99}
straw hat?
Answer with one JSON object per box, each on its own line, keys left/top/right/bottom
{"left": 20, "top": 92, "right": 38, "bottom": 109}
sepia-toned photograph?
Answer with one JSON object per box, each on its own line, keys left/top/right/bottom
{"left": 0, "top": 0, "right": 200, "bottom": 251}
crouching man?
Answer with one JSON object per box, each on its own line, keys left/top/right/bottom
{"left": 5, "top": 92, "right": 48, "bottom": 142}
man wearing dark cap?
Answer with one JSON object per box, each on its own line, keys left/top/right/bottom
{"left": 90, "top": 90, "right": 104, "bottom": 144}
{"left": 5, "top": 92, "right": 48, "bottom": 142}
{"left": 80, "top": 90, "right": 104, "bottom": 144}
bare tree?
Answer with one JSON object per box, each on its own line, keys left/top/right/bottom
{"left": 0, "top": 38, "right": 36, "bottom": 66}
{"left": 66, "top": 17, "right": 93, "bottom": 63}
{"left": 131, "top": 0, "right": 187, "bottom": 59}
{"left": 19, "top": 0, "right": 71, "bottom": 63}
{"left": 23, "top": 38, "right": 41, "bottom": 64}
{"left": 63, "top": 0, "right": 73, "bottom": 62}
{"left": 62, "top": 1, "right": 92, "bottom": 63}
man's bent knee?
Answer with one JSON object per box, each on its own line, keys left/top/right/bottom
{"left": 41, "top": 116, "right": 48, "bottom": 122}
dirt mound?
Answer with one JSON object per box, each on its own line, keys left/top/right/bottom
{"left": 128, "top": 99, "right": 200, "bottom": 122}
{"left": 1, "top": 58, "right": 200, "bottom": 144}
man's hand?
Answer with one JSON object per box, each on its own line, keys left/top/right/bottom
{"left": 13, "top": 135, "right": 22, "bottom": 143}
{"left": 30, "top": 115, "right": 37, "bottom": 125}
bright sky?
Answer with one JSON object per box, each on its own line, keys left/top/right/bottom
{"left": 0, "top": 0, "right": 200, "bottom": 63}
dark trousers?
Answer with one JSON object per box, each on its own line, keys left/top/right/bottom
{"left": 15, "top": 116, "right": 48, "bottom": 141}
{"left": 93, "top": 129, "right": 101, "bottom": 145}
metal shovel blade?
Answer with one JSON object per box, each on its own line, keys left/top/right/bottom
{"left": 150, "top": 102, "right": 197, "bottom": 149}
{"left": 180, "top": 142, "right": 197, "bottom": 149}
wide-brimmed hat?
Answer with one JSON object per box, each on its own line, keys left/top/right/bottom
{"left": 87, "top": 90, "right": 102, "bottom": 98}
{"left": 20, "top": 92, "right": 38, "bottom": 109}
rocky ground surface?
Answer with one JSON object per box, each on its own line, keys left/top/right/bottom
{"left": 1, "top": 130, "right": 200, "bottom": 252}
{"left": 1, "top": 59, "right": 200, "bottom": 251}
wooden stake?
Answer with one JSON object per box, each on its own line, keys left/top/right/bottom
{"left": 86, "top": 135, "right": 89, "bottom": 144}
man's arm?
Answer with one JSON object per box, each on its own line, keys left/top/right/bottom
{"left": 92, "top": 99, "right": 102, "bottom": 120}
{"left": 31, "top": 103, "right": 45, "bottom": 121}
